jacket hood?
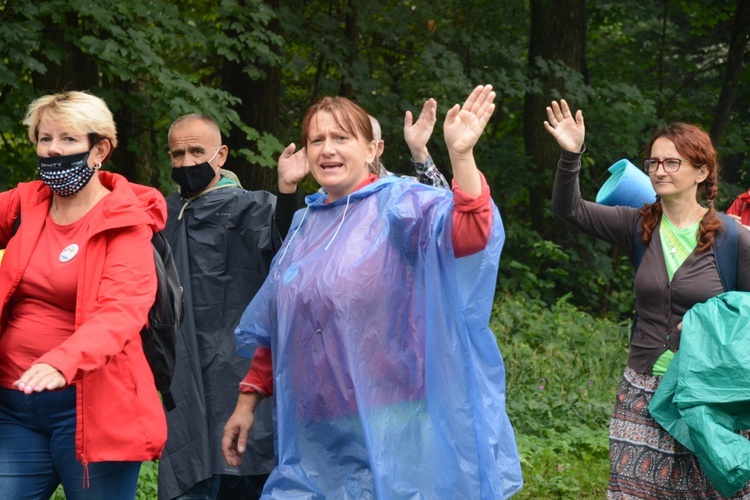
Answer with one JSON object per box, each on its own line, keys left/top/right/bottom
{"left": 15, "top": 170, "right": 167, "bottom": 235}
{"left": 100, "top": 171, "right": 167, "bottom": 233}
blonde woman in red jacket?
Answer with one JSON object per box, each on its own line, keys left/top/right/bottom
{"left": 0, "top": 91, "right": 167, "bottom": 499}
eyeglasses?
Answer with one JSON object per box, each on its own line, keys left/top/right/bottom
{"left": 643, "top": 158, "right": 683, "bottom": 173}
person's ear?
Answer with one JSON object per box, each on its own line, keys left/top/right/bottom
{"left": 92, "top": 138, "right": 113, "bottom": 164}
{"left": 697, "top": 165, "right": 709, "bottom": 184}
{"left": 216, "top": 145, "right": 229, "bottom": 168}
{"left": 376, "top": 140, "right": 385, "bottom": 158}
{"left": 365, "top": 140, "right": 377, "bottom": 165}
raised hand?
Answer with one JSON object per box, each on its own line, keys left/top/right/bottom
{"left": 444, "top": 85, "right": 496, "bottom": 157}
{"left": 441, "top": 85, "right": 496, "bottom": 197}
{"left": 543, "top": 99, "right": 585, "bottom": 153}
{"left": 278, "top": 143, "right": 309, "bottom": 194}
{"left": 404, "top": 98, "right": 437, "bottom": 163}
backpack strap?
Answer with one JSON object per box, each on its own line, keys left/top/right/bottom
{"left": 714, "top": 212, "right": 738, "bottom": 292}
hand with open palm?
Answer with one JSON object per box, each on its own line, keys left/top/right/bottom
{"left": 404, "top": 98, "right": 437, "bottom": 163}
{"left": 444, "top": 85, "right": 496, "bottom": 156}
{"left": 443, "top": 85, "right": 496, "bottom": 197}
{"left": 543, "top": 99, "right": 585, "bottom": 153}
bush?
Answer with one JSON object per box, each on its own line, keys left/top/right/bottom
{"left": 493, "top": 291, "right": 629, "bottom": 497}
{"left": 499, "top": 217, "right": 638, "bottom": 319}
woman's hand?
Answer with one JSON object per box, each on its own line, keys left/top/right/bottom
{"left": 278, "top": 143, "right": 308, "bottom": 194}
{"left": 444, "top": 85, "right": 495, "bottom": 156}
{"left": 543, "top": 99, "right": 585, "bottom": 153}
{"left": 222, "top": 392, "right": 262, "bottom": 467}
{"left": 13, "top": 363, "right": 67, "bottom": 393}
{"left": 404, "top": 98, "right": 437, "bottom": 163}
{"left": 444, "top": 85, "right": 496, "bottom": 197}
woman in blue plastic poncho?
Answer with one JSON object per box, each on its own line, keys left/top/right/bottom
{"left": 222, "top": 85, "right": 523, "bottom": 499}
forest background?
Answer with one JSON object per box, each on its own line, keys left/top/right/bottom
{"left": 3, "top": 0, "right": 749, "bottom": 497}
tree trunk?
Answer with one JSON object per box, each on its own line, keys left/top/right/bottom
{"left": 523, "top": 0, "right": 587, "bottom": 234}
{"left": 222, "top": 61, "right": 282, "bottom": 193}
{"left": 710, "top": 0, "right": 750, "bottom": 147}
{"left": 337, "top": 0, "right": 359, "bottom": 99}
{"left": 107, "top": 80, "right": 157, "bottom": 184}
{"left": 220, "top": 5, "right": 282, "bottom": 193}
{"left": 34, "top": 12, "right": 99, "bottom": 95}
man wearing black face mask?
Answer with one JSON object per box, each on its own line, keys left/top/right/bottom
{"left": 158, "top": 114, "right": 304, "bottom": 500}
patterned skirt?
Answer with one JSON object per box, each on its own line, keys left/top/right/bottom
{"left": 608, "top": 367, "right": 750, "bottom": 499}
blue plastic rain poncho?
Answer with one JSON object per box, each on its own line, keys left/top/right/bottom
{"left": 650, "top": 292, "right": 750, "bottom": 497}
{"left": 235, "top": 175, "right": 522, "bottom": 499}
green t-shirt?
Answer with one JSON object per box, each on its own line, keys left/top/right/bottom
{"left": 653, "top": 216, "right": 700, "bottom": 375}
{"left": 660, "top": 216, "right": 700, "bottom": 281}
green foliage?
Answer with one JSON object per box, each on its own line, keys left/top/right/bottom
{"left": 0, "top": 0, "right": 274, "bottom": 187}
{"left": 499, "top": 218, "right": 636, "bottom": 317}
{"left": 514, "top": 430, "right": 610, "bottom": 498}
{"left": 135, "top": 461, "right": 159, "bottom": 500}
{"left": 494, "top": 292, "right": 629, "bottom": 435}
{"left": 500, "top": 220, "right": 571, "bottom": 303}
{"left": 493, "top": 291, "right": 629, "bottom": 497}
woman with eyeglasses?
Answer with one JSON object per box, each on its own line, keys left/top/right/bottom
{"left": 545, "top": 99, "right": 750, "bottom": 498}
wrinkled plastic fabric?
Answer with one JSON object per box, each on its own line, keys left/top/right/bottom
{"left": 650, "top": 292, "right": 750, "bottom": 498}
{"left": 158, "top": 185, "right": 278, "bottom": 499}
{"left": 236, "top": 175, "right": 523, "bottom": 499}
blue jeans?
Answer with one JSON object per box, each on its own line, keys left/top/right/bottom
{"left": 0, "top": 386, "right": 141, "bottom": 500}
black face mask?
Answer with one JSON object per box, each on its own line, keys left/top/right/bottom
{"left": 38, "top": 150, "right": 95, "bottom": 197}
{"left": 171, "top": 162, "right": 218, "bottom": 195}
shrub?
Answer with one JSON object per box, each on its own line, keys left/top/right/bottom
{"left": 493, "top": 291, "right": 629, "bottom": 497}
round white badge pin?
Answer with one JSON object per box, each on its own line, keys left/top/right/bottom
{"left": 59, "top": 244, "right": 79, "bottom": 263}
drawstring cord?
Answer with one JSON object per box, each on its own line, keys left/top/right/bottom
{"left": 81, "top": 459, "right": 90, "bottom": 489}
{"left": 325, "top": 194, "right": 351, "bottom": 251}
{"left": 272, "top": 193, "right": 352, "bottom": 278}
{"left": 177, "top": 184, "right": 235, "bottom": 221}
{"left": 273, "top": 205, "right": 310, "bottom": 279}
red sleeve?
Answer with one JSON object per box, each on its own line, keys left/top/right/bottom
{"left": 0, "top": 187, "right": 21, "bottom": 247}
{"left": 451, "top": 171, "right": 492, "bottom": 258}
{"left": 240, "top": 346, "right": 273, "bottom": 396}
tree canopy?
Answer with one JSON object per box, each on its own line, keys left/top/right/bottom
{"left": 2, "top": 0, "right": 748, "bottom": 315}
